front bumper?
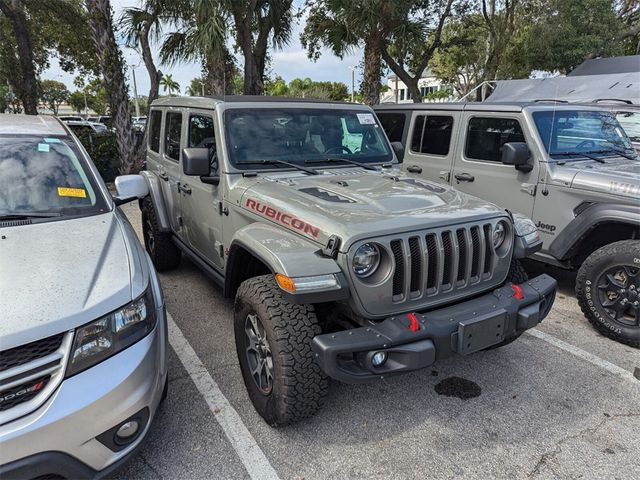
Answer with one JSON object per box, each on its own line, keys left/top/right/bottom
{"left": 0, "top": 306, "right": 168, "bottom": 479}
{"left": 312, "top": 274, "right": 556, "bottom": 383}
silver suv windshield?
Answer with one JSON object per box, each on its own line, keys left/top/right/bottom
{"left": 533, "top": 110, "right": 636, "bottom": 160}
{"left": 224, "top": 108, "right": 393, "bottom": 170}
{"left": 0, "top": 135, "right": 108, "bottom": 218}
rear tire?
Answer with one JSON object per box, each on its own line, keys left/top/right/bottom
{"left": 234, "top": 275, "right": 329, "bottom": 426}
{"left": 576, "top": 240, "right": 640, "bottom": 348}
{"left": 141, "top": 197, "right": 181, "bottom": 271}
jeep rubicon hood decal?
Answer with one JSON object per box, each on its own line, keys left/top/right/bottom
{"left": 238, "top": 170, "right": 506, "bottom": 248}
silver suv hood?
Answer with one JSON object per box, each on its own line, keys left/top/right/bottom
{"left": 552, "top": 158, "right": 640, "bottom": 199}
{"left": 239, "top": 169, "right": 506, "bottom": 248}
{"left": 0, "top": 212, "right": 133, "bottom": 350}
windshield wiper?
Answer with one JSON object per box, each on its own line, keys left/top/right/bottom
{"left": 304, "top": 157, "right": 379, "bottom": 171}
{"left": 584, "top": 149, "right": 638, "bottom": 161}
{"left": 0, "top": 212, "right": 62, "bottom": 220}
{"left": 550, "top": 152, "right": 606, "bottom": 163}
{"left": 239, "top": 159, "right": 319, "bottom": 175}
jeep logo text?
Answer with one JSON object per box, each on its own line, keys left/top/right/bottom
{"left": 246, "top": 199, "right": 321, "bottom": 238}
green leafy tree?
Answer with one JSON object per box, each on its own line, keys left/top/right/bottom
{"left": 68, "top": 91, "right": 87, "bottom": 113}
{"left": 160, "top": 73, "right": 180, "bottom": 95}
{"left": 0, "top": 83, "right": 10, "bottom": 112}
{"left": 38, "top": 79, "right": 70, "bottom": 114}
{"left": 186, "top": 77, "right": 206, "bottom": 96}
{"left": 0, "top": 0, "right": 98, "bottom": 114}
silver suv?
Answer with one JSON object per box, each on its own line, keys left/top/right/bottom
{"left": 375, "top": 102, "right": 640, "bottom": 347}
{"left": 140, "top": 96, "right": 556, "bottom": 426}
{"left": 0, "top": 114, "right": 167, "bottom": 478}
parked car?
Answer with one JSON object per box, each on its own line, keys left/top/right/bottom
{"left": 374, "top": 102, "right": 640, "bottom": 347}
{"left": 0, "top": 114, "right": 167, "bottom": 478}
{"left": 65, "top": 120, "right": 108, "bottom": 135}
{"left": 133, "top": 118, "right": 146, "bottom": 133}
{"left": 58, "top": 115, "right": 84, "bottom": 122}
{"left": 139, "top": 96, "right": 556, "bottom": 426}
{"left": 88, "top": 115, "right": 113, "bottom": 129}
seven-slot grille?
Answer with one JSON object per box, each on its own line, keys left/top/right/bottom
{"left": 0, "top": 332, "right": 71, "bottom": 423}
{"left": 389, "top": 223, "right": 498, "bottom": 301}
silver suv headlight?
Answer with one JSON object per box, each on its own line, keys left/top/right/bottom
{"left": 492, "top": 221, "right": 508, "bottom": 249}
{"left": 352, "top": 243, "right": 381, "bottom": 277}
{"left": 66, "top": 288, "right": 157, "bottom": 377}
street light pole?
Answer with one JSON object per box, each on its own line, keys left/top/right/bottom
{"left": 130, "top": 65, "right": 140, "bottom": 118}
{"left": 350, "top": 66, "right": 356, "bottom": 103}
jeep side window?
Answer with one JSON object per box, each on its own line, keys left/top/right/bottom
{"left": 148, "top": 110, "right": 162, "bottom": 153}
{"left": 189, "top": 114, "right": 217, "bottom": 171}
{"left": 410, "top": 115, "right": 453, "bottom": 156}
{"left": 164, "top": 112, "right": 182, "bottom": 161}
{"left": 377, "top": 113, "right": 406, "bottom": 143}
{"left": 465, "top": 117, "right": 525, "bottom": 162}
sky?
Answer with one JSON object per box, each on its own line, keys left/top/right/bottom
{"left": 42, "top": 1, "right": 365, "bottom": 97}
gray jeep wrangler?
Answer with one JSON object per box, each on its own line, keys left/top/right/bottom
{"left": 140, "top": 96, "right": 556, "bottom": 425}
{"left": 375, "top": 102, "right": 640, "bottom": 347}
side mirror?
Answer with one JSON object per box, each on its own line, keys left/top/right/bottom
{"left": 113, "top": 174, "right": 149, "bottom": 205}
{"left": 501, "top": 142, "right": 533, "bottom": 172}
{"left": 182, "top": 147, "right": 211, "bottom": 176}
{"left": 391, "top": 141, "right": 405, "bottom": 162}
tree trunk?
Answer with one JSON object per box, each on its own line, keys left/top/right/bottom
{"left": 86, "top": 0, "right": 137, "bottom": 173}
{"left": 362, "top": 34, "right": 383, "bottom": 106}
{"left": 205, "top": 47, "right": 235, "bottom": 96}
{"left": 0, "top": 0, "right": 38, "bottom": 114}
{"left": 140, "top": 21, "right": 161, "bottom": 104}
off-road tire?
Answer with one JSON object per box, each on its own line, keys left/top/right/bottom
{"left": 484, "top": 259, "right": 529, "bottom": 350}
{"left": 141, "top": 197, "right": 181, "bottom": 271}
{"left": 234, "top": 275, "right": 329, "bottom": 426}
{"left": 506, "top": 259, "right": 529, "bottom": 284}
{"left": 576, "top": 240, "right": 640, "bottom": 348}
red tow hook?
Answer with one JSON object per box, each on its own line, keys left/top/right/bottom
{"left": 511, "top": 283, "right": 524, "bottom": 300}
{"left": 407, "top": 312, "right": 420, "bottom": 332}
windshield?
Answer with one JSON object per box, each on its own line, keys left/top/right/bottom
{"left": 616, "top": 111, "right": 640, "bottom": 142}
{"left": 0, "top": 135, "right": 108, "bottom": 217}
{"left": 224, "top": 108, "right": 393, "bottom": 169}
{"left": 533, "top": 110, "right": 635, "bottom": 158}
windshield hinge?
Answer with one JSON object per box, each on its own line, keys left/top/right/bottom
{"left": 520, "top": 183, "right": 537, "bottom": 196}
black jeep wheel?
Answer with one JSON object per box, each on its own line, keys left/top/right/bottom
{"left": 576, "top": 240, "right": 640, "bottom": 348}
{"left": 234, "top": 275, "right": 329, "bottom": 426}
{"left": 141, "top": 197, "right": 181, "bottom": 271}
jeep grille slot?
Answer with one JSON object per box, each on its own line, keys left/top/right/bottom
{"left": 351, "top": 219, "right": 511, "bottom": 317}
{"left": 408, "top": 237, "right": 422, "bottom": 294}
{"left": 390, "top": 240, "right": 404, "bottom": 298}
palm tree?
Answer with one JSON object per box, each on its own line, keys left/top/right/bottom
{"left": 160, "top": 74, "right": 180, "bottom": 96}
{"left": 159, "top": 0, "right": 235, "bottom": 96}
{"left": 302, "top": 0, "right": 399, "bottom": 105}
{"left": 85, "top": 0, "right": 137, "bottom": 173}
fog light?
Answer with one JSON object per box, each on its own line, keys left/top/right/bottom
{"left": 116, "top": 420, "right": 140, "bottom": 440}
{"left": 371, "top": 351, "right": 387, "bottom": 367}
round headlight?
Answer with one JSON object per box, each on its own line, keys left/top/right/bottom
{"left": 493, "top": 221, "right": 507, "bottom": 249}
{"left": 353, "top": 243, "right": 381, "bottom": 277}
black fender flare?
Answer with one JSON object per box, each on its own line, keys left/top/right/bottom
{"left": 549, "top": 203, "right": 640, "bottom": 260}
{"left": 139, "top": 171, "right": 171, "bottom": 232}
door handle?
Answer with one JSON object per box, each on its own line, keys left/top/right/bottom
{"left": 406, "top": 165, "right": 422, "bottom": 174}
{"left": 454, "top": 173, "right": 475, "bottom": 183}
{"left": 177, "top": 183, "right": 192, "bottom": 195}
{"left": 158, "top": 171, "right": 168, "bottom": 181}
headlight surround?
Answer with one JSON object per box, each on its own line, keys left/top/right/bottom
{"left": 492, "top": 221, "right": 508, "bottom": 249}
{"left": 352, "top": 243, "right": 381, "bottom": 277}
{"left": 512, "top": 213, "right": 538, "bottom": 237}
{"left": 66, "top": 288, "right": 157, "bottom": 377}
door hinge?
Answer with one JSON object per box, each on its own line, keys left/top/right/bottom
{"left": 177, "top": 216, "right": 183, "bottom": 227}
{"left": 439, "top": 171, "right": 451, "bottom": 182}
{"left": 218, "top": 201, "right": 229, "bottom": 216}
{"left": 520, "top": 183, "right": 537, "bottom": 196}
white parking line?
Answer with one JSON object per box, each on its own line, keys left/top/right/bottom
{"left": 167, "top": 313, "right": 281, "bottom": 480}
{"left": 526, "top": 328, "right": 638, "bottom": 385}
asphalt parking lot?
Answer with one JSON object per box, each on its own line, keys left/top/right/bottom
{"left": 117, "top": 202, "right": 639, "bottom": 480}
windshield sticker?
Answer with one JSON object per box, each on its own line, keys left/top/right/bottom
{"left": 37, "top": 143, "right": 50, "bottom": 152}
{"left": 356, "top": 113, "right": 376, "bottom": 125}
{"left": 43, "top": 137, "right": 62, "bottom": 143}
{"left": 57, "top": 187, "right": 87, "bottom": 198}
{"left": 245, "top": 198, "right": 320, "bottom": 238}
